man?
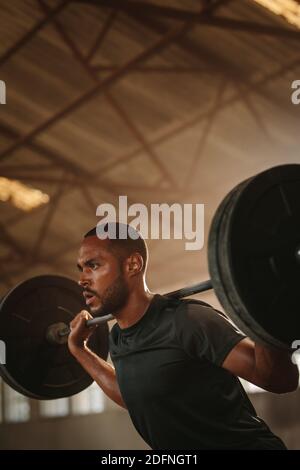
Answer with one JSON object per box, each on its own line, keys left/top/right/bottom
{"left": 68, "top": 223, "right": 298, "bottom": 450}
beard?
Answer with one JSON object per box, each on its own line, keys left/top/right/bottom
{"left": 92, "top": 273, "right": 130, "bottom": 317}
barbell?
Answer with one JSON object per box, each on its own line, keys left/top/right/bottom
{"left": 0, "top": 163, "right": 300, "bottom": 400}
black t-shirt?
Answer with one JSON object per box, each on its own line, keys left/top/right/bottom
{"left": 109, "top": 294, "right": 286, "bottom": 450}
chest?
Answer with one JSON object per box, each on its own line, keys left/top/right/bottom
{"left": 112, "top": 345, "right": 208, "bottom": 404}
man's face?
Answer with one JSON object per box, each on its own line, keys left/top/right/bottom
{"left": 77, "top": 236, "right": 129, "bottom": 316}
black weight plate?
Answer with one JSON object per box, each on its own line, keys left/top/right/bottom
{"left": 0, "top": 275, "right": 109, "bottom": 399}
{"left": 208, "top": 164, "right": 300, "bottom": 350}
{"left": 208, "top": 177, "right": 279, "bottom": 348}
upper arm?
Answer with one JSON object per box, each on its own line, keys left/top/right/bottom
{"left": 222, "top": 337, "right": 299, "bottom": 393}
{"left": 222, "top": 337, "right": 257, "bottom": 383}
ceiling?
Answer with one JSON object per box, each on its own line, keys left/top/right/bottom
{"left": 0, "top": 0, "right": 300, "bottom": 311}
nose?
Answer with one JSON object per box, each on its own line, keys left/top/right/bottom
{"left": 78, "top": 272, "right": 91, "bottom": 289}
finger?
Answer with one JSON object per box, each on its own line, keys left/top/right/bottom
{"left": 70, "top": 310, "right": 88, "bottom": 326}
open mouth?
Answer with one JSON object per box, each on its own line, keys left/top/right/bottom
{"left": 83, "top": 292, "right": 97, "bottom": 306}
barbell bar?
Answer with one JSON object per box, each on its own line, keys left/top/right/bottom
{"left": 47, "top": 279, "right": 214, "bottom": 342}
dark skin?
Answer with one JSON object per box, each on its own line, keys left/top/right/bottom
{"left": 68, "top": 236, "right": 299, "bottom": 410}
{"left": 69, "top": 236, "right": 153, "bottom": 408}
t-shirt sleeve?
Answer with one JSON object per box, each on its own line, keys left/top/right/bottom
{"left": 175, "top": 302, "right": 246, "bottom": 367}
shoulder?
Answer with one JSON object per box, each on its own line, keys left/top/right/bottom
{"left": 174, "top": 299, "right": 246, "bottom": 364}
{"left": 174, "top": 298, "right": 243, "bottom": 341}
{"left": 175, "top": 298, "right": 229, "bottom": 327}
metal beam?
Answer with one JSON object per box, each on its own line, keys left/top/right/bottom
{"left": 91, "top": 1, "right": 230, "bottom": 189}
{"left": 96, "top": 54, "right": 300, "bottom": 179}
{"left": 30, "top": 174, "right": 67, "bottom": 259}
{"left": 0, "top": 1, "right": 69, "bottom": 67}
{"left": 77, "top": 0, "right": 300, "bottom": 39}
{"left": 92, "top": 65, "right": 217, "bottom": 73}
{"left": 108, "top": 9, "right": 299, "bottom": 172}
{"left": 0, "top": 0, "right": 230, "bottom": 194}
{"left": 0, "top": 173, "right": 74, "bottom": 185}
{"left": 0, "top": 120, "right": 101, "bottom": 182}
{"left": 75, "top": 0, "right": 227, "bottom": 21}
{"left": 85, "top": 9, "right": 117, "bottom": 62}
{"left": 39, "top": 0, "right": 179, "bottom": 188}
{"left": 0, "top": 224, "right": 28, "bottom": 259}
{"left": 0, "top": 216, "right": 74, "bottom": 277}
{"left": 0, "top": 173, "right": 179, "bottom": 199}
{"left": 105, "top": 93, "right": 178, "bottom": 188}
{"left": 233, "top": 81, "right": 271, "bottom": 139}
{"left": 0, "top": 1, "right": 227, "bottom": 191}
{"left": 79, "top": 184, "right": 99, "bottom": 213}
{"left": 0, "top": 163, "right": 55, "bottom": 173}
{"left": 202, "top": 16, "right": 300, "bottom": 40}
{"left": 182, "top": 80, "right": 227, "bottom": 189}
{"left": 0, "top": 23, "right": 195, "bottom": 166}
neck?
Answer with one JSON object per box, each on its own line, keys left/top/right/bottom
{"left": 116, "top": 283, "right": 154, "bottom": 329}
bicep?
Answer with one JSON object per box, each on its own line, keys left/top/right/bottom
{"left": 222, "top": 337, "right": 257, "bottom": 383}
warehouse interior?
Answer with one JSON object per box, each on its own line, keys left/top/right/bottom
{"left": 0, "top": 0, "right": 300, "bottom": 450}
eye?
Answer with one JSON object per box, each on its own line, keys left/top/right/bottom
{"left": 90, "top": 263, "right": 100, "bottom": 270}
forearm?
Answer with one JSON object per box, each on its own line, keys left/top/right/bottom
{"left": 70, "top": 345, "right": 127, "bottom": 409}
{"left": 254, "top": 344, "right": 299, "bottom": 393}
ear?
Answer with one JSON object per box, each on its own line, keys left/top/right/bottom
{"left": 125, "top": 253, "right": 144, "bottom": 276}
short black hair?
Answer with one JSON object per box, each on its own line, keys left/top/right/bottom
{"left": 84, "top": 222, "right": 148, "bottom": 272}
